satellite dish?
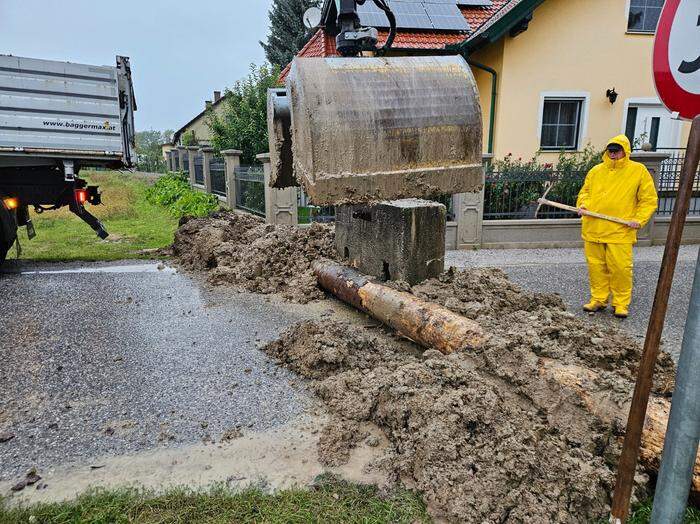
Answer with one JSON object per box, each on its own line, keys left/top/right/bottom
{"left": 303, "top": 6, "right": 322, "bottom": 29}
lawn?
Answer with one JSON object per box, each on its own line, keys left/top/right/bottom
{"left": 0, "top": 476, "right": 430, "bottom": 524}
{"left": 624, "top": 498, "right": 700, "bottom": 524}
{"left": 14, "top": 171, "right": 179, "bottom": 262}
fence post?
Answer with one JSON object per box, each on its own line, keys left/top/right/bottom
{"left": 167, "top": 150, "right": 175, "bottom": 171}
{"left": 631, "top": 151, "right": 670, "bottom": 246}
{"left": 201, "top": 147, "right": 214, "bottom": 193}
{"left": 455, "top": 154, "right": 489, "bottom": 250}
{"left": 187, "top": 146, "right": 199, "bottom": 186}
{"left": 176, "top": 146, "right": 186, "bottom": 172}
{"left": 258, "top": 153, "right": 298, "bottom": 226}
{"left": 222, "top": 149, "right": 242, "bottom": 208}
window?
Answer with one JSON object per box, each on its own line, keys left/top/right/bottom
{"left": 540, "top": 99, "right": 584, "bottom": 150}
{"left": 627, "top": 0, "right": 663, "bottom": 33}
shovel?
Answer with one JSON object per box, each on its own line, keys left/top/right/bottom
{"left": 531, "top": 181, "right": 636, "bottom": 227}
{"left": 536, "top": 198, "right": 637, "bottom": 227}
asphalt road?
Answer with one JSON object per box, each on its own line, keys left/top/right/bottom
{"left": 1, "top": 245, "right": 695, "bottom": 489}
{"left": 447, "top": 245, "right": 699, "bottom": 361}
{"left": 0, "top": 261, "right": 317, "bottom": 482}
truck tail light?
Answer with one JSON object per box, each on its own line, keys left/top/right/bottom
{"left": 3, "top": 197, "right": 19, "bottom": 210}
{"left": 75, "top": 189, "right": 88, "bottom": 205}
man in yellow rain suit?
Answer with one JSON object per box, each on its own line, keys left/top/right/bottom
{"left": 576, "top": 135, "right": 658, "bottom": 318}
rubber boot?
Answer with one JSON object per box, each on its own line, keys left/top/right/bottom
{"left": 614, "top": 306, "right": 629, "bottom": 319}
{"left": 583, "top": 300, "right": 607, "bottom": 313}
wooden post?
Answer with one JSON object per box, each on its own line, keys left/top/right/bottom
{"left": 611, "top": 116, "right": 700, "bottom": 522}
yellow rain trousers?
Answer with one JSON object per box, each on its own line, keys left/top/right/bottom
{"left": 576, "top": 135, "right": 658, "bottom": 308}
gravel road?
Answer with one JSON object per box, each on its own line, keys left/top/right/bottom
{"left": 0, "top": 260, "right": 318, "bottom": 482}
{"left": 447, "top": 244, "right": 699, "bottom": 360}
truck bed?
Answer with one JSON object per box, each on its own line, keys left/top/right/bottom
{"left": 0, "top": 55, "right": 133, "bottom": 162}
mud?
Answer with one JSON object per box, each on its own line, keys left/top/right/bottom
{"left": 172, "top": 211, "right": 336, "bottom": 303}
{"left": 171, "top": 212, "right": 678, "bottom": 521}
{"left": 263, "top": 267, "right": 676, "bottom": 523}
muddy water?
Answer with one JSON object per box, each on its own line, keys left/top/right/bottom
{"left": 1, "top": 415, "right": 388, "bottom": 506}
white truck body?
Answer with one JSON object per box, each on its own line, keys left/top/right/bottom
{"left": 0, "top": 55, "right": 137, "bottom": 261}
{"left": 0, "top": 54, "right": 136, "bottom": 165}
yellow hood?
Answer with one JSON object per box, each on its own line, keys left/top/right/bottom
{"left": 603, "top": 134, "right": 632, "bottom": 168}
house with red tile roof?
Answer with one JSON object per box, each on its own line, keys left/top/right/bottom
{"left": 281, "top": 0, "right": 691, "bottom": 160}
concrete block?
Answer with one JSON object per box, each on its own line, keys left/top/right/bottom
{"left": 336, "top": 199, "right": 446, "bottom": 285}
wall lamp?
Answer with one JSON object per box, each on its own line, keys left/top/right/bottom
{"left": 606, "top": 88, "right": 618, "bottom": 104}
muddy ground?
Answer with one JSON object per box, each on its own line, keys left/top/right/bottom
{"left": 173, "top": 212, "right": 677, "bottom": 523}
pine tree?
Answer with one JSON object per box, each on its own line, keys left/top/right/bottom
{"left": 261, "top": 0, "right": 321, "bottom": 69}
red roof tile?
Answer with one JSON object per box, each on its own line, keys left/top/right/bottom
{"left": 279, "top": 0, "right": 520, "bottom": 82}
{"left": 279, "top": 29, "right": 337, "bottom": 82}
{"left": 461, "top": 0, "right": 512, "bottom": 31}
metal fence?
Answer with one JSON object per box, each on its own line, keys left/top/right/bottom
{"left": 657, "top": 149, "right": 700, "bottom": 216}
{"left": 210, "top": 157, "right": 226, "bottom": 196}
{"left": 194, "top": 154, "right": 204, "bottom": 185}
{"left": 234, "top": 165, "right": 265, "bottom": 217}
{"left": 484, "top": 169, "right": 586, "bottom": 220}
{"left": 182, "top": 152, "right": 190, "bottom": 174}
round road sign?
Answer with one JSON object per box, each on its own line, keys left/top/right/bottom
{"left": 653, "top": 0, "right": 700, "bottom": 120}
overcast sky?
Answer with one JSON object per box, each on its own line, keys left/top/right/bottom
{"left": 1, "top": 0, "right": 274, "bottom": 132}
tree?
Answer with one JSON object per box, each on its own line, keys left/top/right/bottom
{"left": 181, "top": 130, "right": 197, "bottom": 147}
{"left": 207, "top": 63, "right": 281, "bottom": 165}
{"left": 135, "top": 129, "right": 174, "bottom": 173}
{"left": 261, "top": 0, "right": 321, "bottom": 69}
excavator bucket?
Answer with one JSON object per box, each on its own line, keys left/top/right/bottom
{"left": 269, "top": 55, "right": 483, "bottom": 205}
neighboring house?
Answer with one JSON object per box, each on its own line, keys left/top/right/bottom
{"left": 171, "top": 90, "right": 227, "bottom": 147}
{"left": 283, "top": 0, "right": 691, "bottom": 160}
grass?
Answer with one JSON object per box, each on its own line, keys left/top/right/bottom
{"left": 624, "top": 498, "right": 700, "bottom": 524}
{"left": 0, "top": 476, "right": 430, "bottom": 524}
{"left": 14, "top": 171, "right": 179, "bottom": 262}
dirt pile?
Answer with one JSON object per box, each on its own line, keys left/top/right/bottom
{"left": 172, "top": 211, "right": 336, "bottom": 303}
{"left": 263, "top": 268, "right": 676, "bottom": 523}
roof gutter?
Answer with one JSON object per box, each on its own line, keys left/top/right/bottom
{"left": 466, "top": 59, "right": 496, "bottom": 155}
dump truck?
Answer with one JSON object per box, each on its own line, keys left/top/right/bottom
{"left": 0, "top": 54, "right": 137, "bottom": 263}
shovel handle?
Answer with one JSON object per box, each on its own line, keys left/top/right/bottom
{"left": 537, "top": 198, "right": 636, "bottom": 227}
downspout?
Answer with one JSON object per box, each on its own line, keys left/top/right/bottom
{"left": 465, "top": 58, "right": 497, "bottom": 155}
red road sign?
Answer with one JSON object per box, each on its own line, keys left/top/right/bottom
{"left": 653, "top": 0, "right": 700, "bottom": 120}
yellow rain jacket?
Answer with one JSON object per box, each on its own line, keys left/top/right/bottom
{"left": 576, "top": 135, "right": 658, "bottom": 244}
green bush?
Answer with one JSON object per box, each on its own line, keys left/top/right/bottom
{"left": 145, "top": 172, "right": 218, "bottom": 218}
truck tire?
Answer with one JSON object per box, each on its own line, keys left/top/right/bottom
{"left": 0, "top": 238, "right": 12, "bottom": 263}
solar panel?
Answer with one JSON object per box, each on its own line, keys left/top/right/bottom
{"left": 424, "top": 2, "right": 470, "bottom": 30}
{"left": 388, "top": 0, "right": 434, "bottom": 30}
{"left": 455, "top": 0, "right": 493, "bottom": 6}
{"left": 356, "top": 0, "right": 477, "bottom": 31}
{"left": 357, "top": 1, "right": 390, "bottom": 28}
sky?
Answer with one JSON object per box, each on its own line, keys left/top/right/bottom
{"left": 1, "top": 0, "right": 274, "bottom": 133}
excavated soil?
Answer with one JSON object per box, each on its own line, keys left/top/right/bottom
{"left": 263, "top": 268, "right": 676, "bottom": 523}
{"left": 172, "top": 213, "right": 678, "bottom": 521}
{"left": 172, "top": 211, "right": 336, "bottom": 303}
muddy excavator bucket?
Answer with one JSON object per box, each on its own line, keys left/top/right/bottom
{"left": 268, "top": 55, "right": 483, "bottom": 205}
